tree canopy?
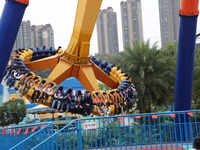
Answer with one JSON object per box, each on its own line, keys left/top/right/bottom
{"left": 0, "top": 98, "right": 27, "bottom": 127}
{"left": 95, "top": 40, "right": 177, "bottom": 113}
{"left": 117, "top": 40, "right": 176, "bottom": 113}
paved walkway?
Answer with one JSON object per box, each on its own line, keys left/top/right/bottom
{"left": 93, "top": 143, "right": 193, "bottom": 150}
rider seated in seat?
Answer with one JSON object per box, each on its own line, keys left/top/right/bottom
{"left": 74, "top": 90, "right": 84, "bottom": 115}
{"left": 51, "top": 86, "right": 64, "bottom": 111}
{"left": 109, "top": 91, "right": 119, "bottom": 115}
{"left": 2, "top": 60, "right": 24, "bottom": 85}
{"left": 13, "top": 50, "right": 20, "bottom": 57}
{"left": 14, "top": 72, "right": 32, "bottom": 92}
{"left": 21, "top": 76, "right": 39, "bottom": 96}
{"left": 2, "top": 57, "right": 14, "bottom": 79}
{"left": 116, "top": 90, "right": 125, "bottom": 115}
{"left": 102, "top": 92, "right": 111, "bottom": 116}
{"left": 6, "top": 68, "right": 25, "bottom": 89}
{"left": 83, "top": 91, "right": 93, "bottom": 116}
{"left": 93, "top": 92, "right": 107, "bottom": 116}
{"left": 126, "top": 77, "right": 137, "bottom": 112}
{"left": 60, "top": 88, "right": 73, "bottom": 112}
{"left": 36, "top": 82, "right": 55, "bottom": 103}
{"left": 121, "top": 91, "right": 127, "bottom": 114}
{"left": 125, "top": 87, "right": 137, "bottom": 112}
{"left": 31, "top": 80, "right": 46, "bottom": 103}
{"left": 69, "top": 91, "right": 76, "bottom": 114}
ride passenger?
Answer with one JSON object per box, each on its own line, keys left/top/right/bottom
{"left": 2, "top": 60, "right": 25, "bottom": 85}
{"left": 109, "top": 91, "right": 119, "bottom": 115}
{"left": 69, "top": 91, "right": 77, "bottom": 114}
{"left": 31, "top": 80, "right": 46, "bottom": 103}
{"left": 51, "top": 86, "right": 64, "bottom": 111}
{"left": 93, "top": 92, "right": 107, "bottom": 116}
{"left": 60, "top": 88, "right": 73, "bottom": 112}
{"left": 37, "top": 82, "right": 55, "bottom": 103}
{"left": 75, "top": 90, "right": 84, "bottom": 115}
{"left": 116, "top": 90, "right": 125, "bottom": 115}
{"left": 83, "top": 91, "right": 93, "bottom": 116}
{"left": 6, "top": 69, "right": 25, "bottom": 89}
{"left": 16, "top": 72, "right": 32, "bottom": 93}
{"left": 21, "top": 76, "right": 39, "bottom": 96}
{"left": 102, "top": 92, "right": 111, "bottom": 116}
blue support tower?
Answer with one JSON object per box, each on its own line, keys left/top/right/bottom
{"left": 175, "top": 15, "right": 198, "bottom": 111}
{"left": 174, "top": 0, "right": 199, "bottom": 141}
{"left": 175, "top": 0, "right": 199, "bottom": 111}
{"left": 0, "top": 0, "right": 28, "bottom": 79}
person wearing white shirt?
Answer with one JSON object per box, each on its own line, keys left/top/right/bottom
{"left": 37, "top": 83, "right": 55, "bottom": 103}
{"left": 7, "top": 69, "right": 25, "bottom": 89}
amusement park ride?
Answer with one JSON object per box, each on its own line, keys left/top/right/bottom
{"left": 0, "top": 0, "right": 199, "bottom": 115}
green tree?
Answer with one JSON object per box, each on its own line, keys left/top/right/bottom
{"left": 192, "top": 45, "right": 200, "bottom": 106}
{"left": 33, "top": 69, "right": 52, "bottom": 78}
{"left": 118, "top": 40, "right": 176, "bottom": 113}
{"left": 0, "top": 98, "right": 26, "bottom": 127}
{"left": 0, "top": 105, "right": 10, "bottom": 127}
{"left": 98, "top": 82, "right": 112, "bottom": 91}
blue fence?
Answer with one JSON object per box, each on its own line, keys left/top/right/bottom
{"left": 9, "top": 122, "right": 54, "bottom": 150}
{"left": 0, "top": 122, "right": 53, "bottom": 150}
{"left": 1, "top": 110, "right": 200, "bottom": 149}
{"left": 30, "top": 110, "right": 200, "bottom": 150}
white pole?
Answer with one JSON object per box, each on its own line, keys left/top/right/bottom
{"left": 3, "top": 85, "right": 9, "bottom": 103}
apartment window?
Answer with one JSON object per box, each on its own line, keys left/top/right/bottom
{"left": 124, "top": 21, "right": 127, "bottom": 26}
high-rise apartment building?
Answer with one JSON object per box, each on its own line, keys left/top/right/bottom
{"left": 96, "top": 7, "right": 119, "bottom": 54}
{"left": 158, "top": 0, "right": 180, "bottom": 49}
{"left": 31, "top": 24, "right": 55, "bottom": 48}
{"left": 13, "top": 20, "right": 32, "bottom": 50}
{"left": 120, "top": 0, "right": 143, "bottom": 49}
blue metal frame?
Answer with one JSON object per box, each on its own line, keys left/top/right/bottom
{"left": 9, "top": 122, "right": 53, "bottom": 150}
{"left": 30, "top": 110, "right": 200, "bottom": 150}
{"left": 0, "top": 122, "right": 51, "bottom": 150}
{"left": 32, "top": 120, "right": 77, "bottom": 150}
{"left": 175, "top": 15, "right": 198, "bottom": 111}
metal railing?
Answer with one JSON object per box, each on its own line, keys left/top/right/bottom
{"left": 9, "top": 122, "right": 54, "bottom": 150}
{"left": 0, "top": 122, "right": 52, "bottom": 150}
{"left": 31, "top": 110, "right": 200, "bottom": 150}
{"left": 32, "top": 120, "right": 77, "bottom": 150}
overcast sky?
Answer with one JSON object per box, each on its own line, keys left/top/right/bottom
{"left": 0, "top": 0, "right": 200, "bottom": 55}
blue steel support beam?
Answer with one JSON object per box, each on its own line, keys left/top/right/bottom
{"left": 175, "top": 15, "right": 198, "bottom": 111}
{"left": 174, "top": 0, "right": 199, "bottom": 142}
{"left": 0, "top": 0, "right": 28, "bottom": 80}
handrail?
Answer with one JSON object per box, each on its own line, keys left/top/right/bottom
{"left": 31, "top": 120, "right": 77, "bottom": 150}
{"left": 0, "top": 122, "right": 52, "bottom": 150}
{"left": 75, "top": 109, "right": 200, "bottom": 121}
{"left": 0, "top": 122, "right": 50, "bottom": 131}
{"left": 9, "top": 122, "right": 53, "bottom": 150}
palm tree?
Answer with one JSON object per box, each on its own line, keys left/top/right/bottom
{"left": 192, "top": 46, "right": 200, "bottom": 107}
{"left": 119, "top": 40, "right": 176, "bottom": 113}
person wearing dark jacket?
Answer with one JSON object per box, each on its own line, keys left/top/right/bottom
{"left": 75, "top": 90, "right": 84, "bottom": 115}
{"left": 51, "top": 86, "right": 64, "bottom": 110}
{"left": 60, "top": 88, "right": 72, "bottom": 112}
{"left": 84, "top": 91, "right": 92, "bottom": 116}
{"left": 194, "top": 137, "right": 200, "bottom": 150}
